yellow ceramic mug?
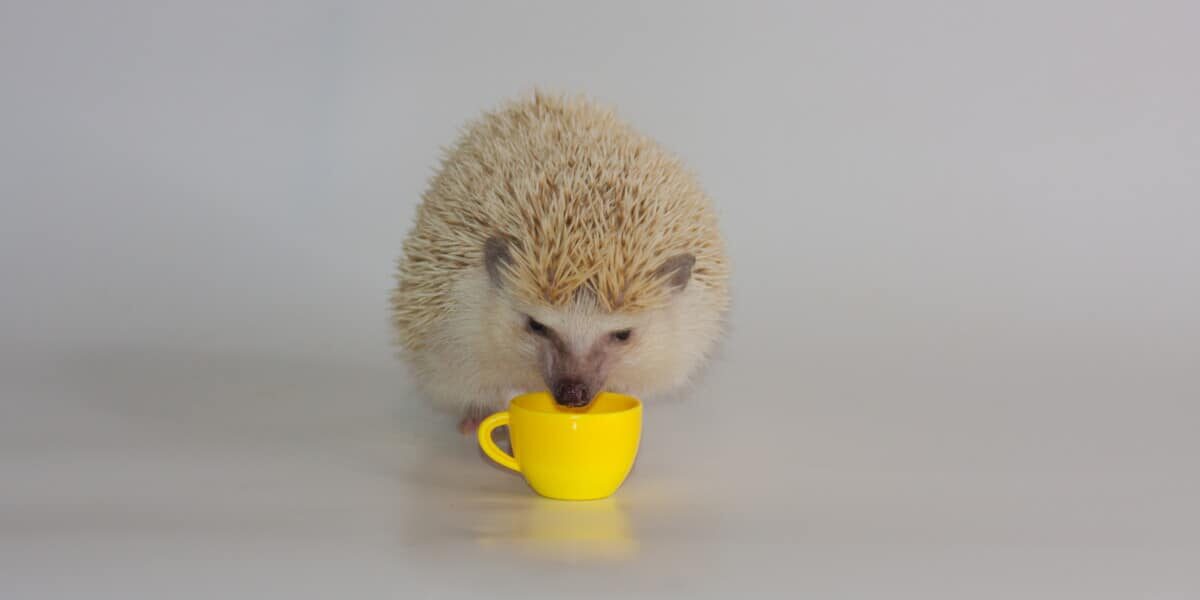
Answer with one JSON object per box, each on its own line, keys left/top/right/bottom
{"left": 477, "top": 391, "right": 642, "bottom": 500}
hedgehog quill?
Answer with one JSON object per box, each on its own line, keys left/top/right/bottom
{"left": 391, "top": 92, "right": 730, "bottom": 433}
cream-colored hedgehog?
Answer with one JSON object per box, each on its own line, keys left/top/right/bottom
{"left": 391, "top": 92, "right": 729, "bottom": 432}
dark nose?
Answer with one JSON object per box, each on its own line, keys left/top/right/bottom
{"left": 552, "top": 378, "right": 591, "bottom": 407}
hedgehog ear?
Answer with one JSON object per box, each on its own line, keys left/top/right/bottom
{"left": 656, "top": 253, "right": 696, "bottom": 292}
{"left": 483, "top": 235, "right": 515, "bottom": 288}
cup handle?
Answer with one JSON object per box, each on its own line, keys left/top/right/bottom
{"left": 477, "top": 411, "right": 520, "bottom": 472}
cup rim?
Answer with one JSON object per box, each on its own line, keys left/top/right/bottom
{"left": 509, "top": 391, "right": 642, "bottom": 416}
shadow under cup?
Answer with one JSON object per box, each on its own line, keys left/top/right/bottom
{"left": 477, "top": 392, "right": 642, "bottom": 500}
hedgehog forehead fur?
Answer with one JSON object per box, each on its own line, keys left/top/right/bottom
{"left": 393, "top": 91, "right": 729, "bottom": 348}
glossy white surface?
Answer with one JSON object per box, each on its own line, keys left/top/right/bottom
{"left": 3, "top": 1, "right": 1199, "bottom": 598}
{"left": 3, "top": 346, "right": 1198, "bottom": 598}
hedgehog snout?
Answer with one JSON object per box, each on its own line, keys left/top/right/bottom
{"left": 552, "top": 378, "right": 593, "bottom": 408}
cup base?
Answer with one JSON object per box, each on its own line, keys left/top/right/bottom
{"left": 528, "top": 484, "right": 620, "bottom": 501}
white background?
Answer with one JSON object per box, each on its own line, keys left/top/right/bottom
{"left": 2, "top": 1, "right": 1198, "bottom": 598}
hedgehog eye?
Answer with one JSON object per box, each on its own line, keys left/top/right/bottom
{"left": 610, "top": 329, "right": 633, "bottom": 342}
{"left": 526, "top": 317, "right": 549, "bottom": 336}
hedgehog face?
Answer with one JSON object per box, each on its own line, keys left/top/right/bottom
{"left": 517, "top": 299, "right": 640, "bottom": 408}
{"left": 486, "top": 236, "right": 706, "bottom": 408}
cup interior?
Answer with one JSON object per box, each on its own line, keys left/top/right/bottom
{"left": 511, "top": 392, "right": 640, "bottom": 416}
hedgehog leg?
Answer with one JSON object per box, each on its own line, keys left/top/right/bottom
{"left": 457, "top": 403, "right": 492, "bottom": 435}
{"left": 457, "top": 415, "right": 483, "bottom": 434}
{"left": 461, "top": 402, "right": 514, "bottom": 460}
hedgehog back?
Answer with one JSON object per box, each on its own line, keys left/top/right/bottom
{"left": 392, "top": 93, "right": 728, "bottom": 350}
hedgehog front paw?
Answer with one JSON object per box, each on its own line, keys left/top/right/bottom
{"left": 458, "top": 416, "right": 483, "bottom": 435}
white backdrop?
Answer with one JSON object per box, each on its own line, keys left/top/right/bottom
{"left": 2, "top": 1, "right": 1198, "bottom": 597}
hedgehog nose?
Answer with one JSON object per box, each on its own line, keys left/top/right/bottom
{"left": 552, "top": 379, "right": 591, "bottom": 408}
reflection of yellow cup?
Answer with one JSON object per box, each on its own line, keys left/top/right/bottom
{"left": 472, "top": 496, "right": 638, "bottom": 561}
{"left": 477, "top": 392, "right": 642, "bottom": 500}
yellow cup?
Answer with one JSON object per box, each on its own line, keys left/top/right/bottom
{"left": 477, "top": 391, "right": 642, "bottom": 500}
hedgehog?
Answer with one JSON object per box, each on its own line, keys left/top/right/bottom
{"left": 391, "top": 91, "right": 729, "bottom": 433}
